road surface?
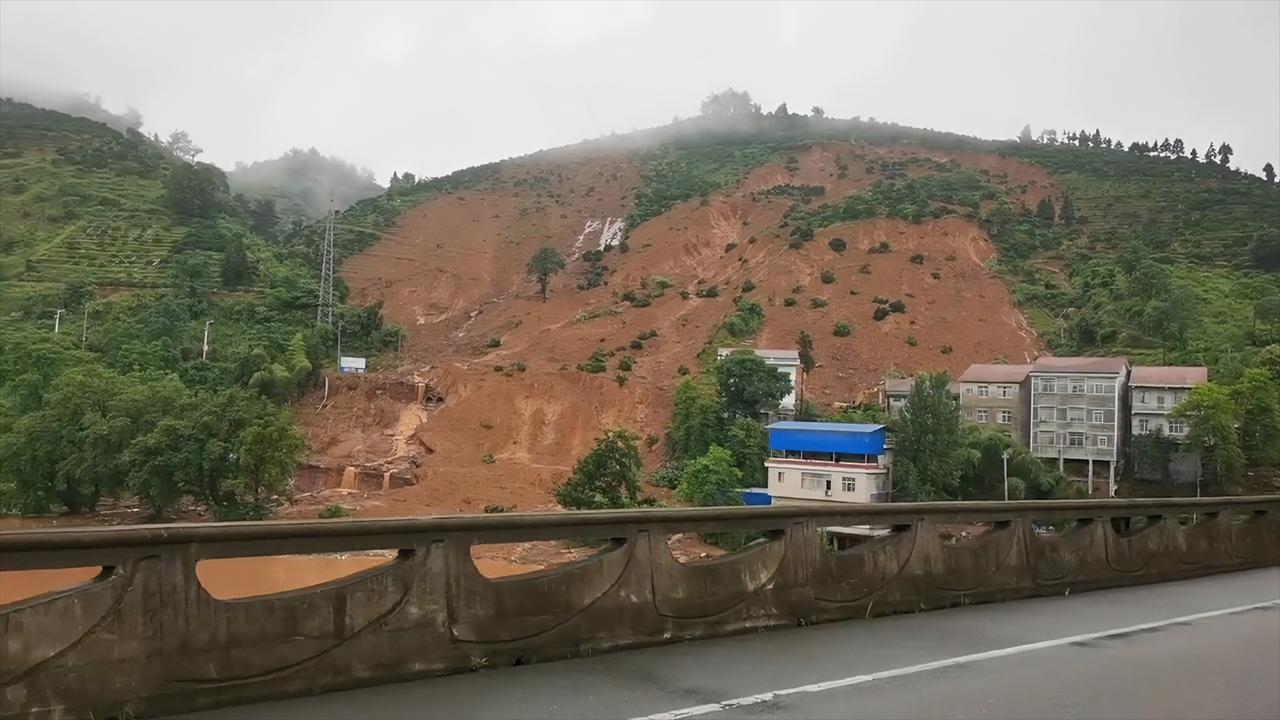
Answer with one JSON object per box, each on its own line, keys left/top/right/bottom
{"left": 182, "top": 568, "right": 1280, "bottom": 720}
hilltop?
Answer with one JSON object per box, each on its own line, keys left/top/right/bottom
{"left": 227, "top": 147, "right": 383, "bottom": 228}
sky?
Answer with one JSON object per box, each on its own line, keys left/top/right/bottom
{"left": 2, "top": 1, "right": 1278, "bottom": 183}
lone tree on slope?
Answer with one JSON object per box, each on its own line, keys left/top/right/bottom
{"left": 1265, "top": 162, "right": 1276, "bottom": 185}
{"left": 526, "top": 246, "right": 566, "bottom": 301}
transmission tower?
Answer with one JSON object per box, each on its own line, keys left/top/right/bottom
{"left": 317, "top": 208, "right": 335, "bottom": 326}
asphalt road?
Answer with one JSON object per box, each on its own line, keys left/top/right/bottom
{"left": 182, "top": 568, "right": 1280, "bottom": 720}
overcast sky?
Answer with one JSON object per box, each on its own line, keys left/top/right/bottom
{"left": 2, "top": 1, "right": 1277, "bottom": 182}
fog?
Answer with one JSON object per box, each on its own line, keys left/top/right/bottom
{"left": 1, "top": 1, "right": 1277, "bottom": 181}
{"left": 229, "top": 148, "right": 383, "bottom": 222}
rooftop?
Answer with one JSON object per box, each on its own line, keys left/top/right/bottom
{"left": 1130, "top": 366, "right": 1208, "bottom": 387}
{"left": 959, "top": 363, "right": 1033, "bottom": 384}
{"left": 717, "top": 348, "right": 800, "bottom": 362}
{"left": 884, "top": 379, "right": 913, "bottom": 394}
{"left": 767, "top": 421, "right": 885, "bottom": 434}
{"left": 1031, "top": 356, "right": 1129, "bottom": 375}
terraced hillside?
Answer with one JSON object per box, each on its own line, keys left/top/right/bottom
{"left": 0, "top": 100, "right": 187, "bottom": 305}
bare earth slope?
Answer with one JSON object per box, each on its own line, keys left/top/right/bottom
{"left": 298, "top": 142, "right": 1047, "bottom": 515}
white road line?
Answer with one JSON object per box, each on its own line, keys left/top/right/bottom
{"left": 631, "top": 599, "right": 1280, "bottom": 720}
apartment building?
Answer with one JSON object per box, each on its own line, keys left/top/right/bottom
{"left": 1130, "top": 366, "right": 1208, "bottom": 482}
{"left": 957, "top": 364, "right": 1033, "bottom": 445}
{"left": 880, "top": 377, "right": 960, "bottom": 419}
{"left": 1028, "top": 356, "right": 1130, "bottom": 494}
{"left": 764, "top": 421, "right": 890, "bottom": 505}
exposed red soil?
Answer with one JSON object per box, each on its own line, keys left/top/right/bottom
{"left": 296, "top": 141, "right": 1046, "bottom": 517}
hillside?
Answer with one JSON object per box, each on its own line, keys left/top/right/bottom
{"left": 227, "top": 147, "right": 383, "bottom": 228}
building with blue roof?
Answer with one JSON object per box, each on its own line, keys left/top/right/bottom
{"left": 763, "top": 421, "right": 891, "bottom": 505}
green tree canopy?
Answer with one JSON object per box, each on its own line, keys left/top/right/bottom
{"left": 666, "top": 378, "right": 726, "bottom": 461}
{"left": 164, "top": 161, "right": 229, "bottom": 221}
{"left": 715, "top": 350, "right": 792, "bottom": 419}
{"left": 554, "top": 429, "right": 642, "bottom": 510}
{"left": 676, "top": 445, "right": 744, "bottom": 507}
{"left": 1172, "top": 383, "right": 1244, "bottom": 486}
{"left": 892, "top": 372, "right": 970, "bottom": 500}
{"left": 723, "top": 417, "right": 768, "bottom": 485}
{"left": 526, "top": 246, "right": 567, "bottom": 301}
{"left": 1231, "top": 369, "right": 1280, "bottom": 467}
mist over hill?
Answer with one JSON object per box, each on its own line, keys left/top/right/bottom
{"left": 228, "top": 148, "right": 383, "bottom": 224}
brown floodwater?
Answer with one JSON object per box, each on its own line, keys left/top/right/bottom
{"left": 0, "top": 554, "right": 537, "bottom": 605}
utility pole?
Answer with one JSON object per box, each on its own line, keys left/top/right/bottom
{"left": 1002, "top": 451, "right": 1010, "bottom": 501}
{"left": 336, "top": 320, "right": 343, "bottom": 369}
{"left": 81, "top": 305, "right": 89, "bottom": 348}
{"left": 202, "top": 319, "right": 214, "bottom": 360}
{"left": 316, "top": 207, "right": 335, "bottom": 326}
{"left": 53, "top": 308, "right": 65, "bottom": 334}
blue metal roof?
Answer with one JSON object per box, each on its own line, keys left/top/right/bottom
{"left": 766, "top": 421, "right": 885, "bottom": 433}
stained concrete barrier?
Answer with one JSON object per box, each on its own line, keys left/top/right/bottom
{"left": 2, "top": 497, "right": 1278, "bottom": 719}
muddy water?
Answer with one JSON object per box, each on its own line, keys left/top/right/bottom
{"left": 0, "top": 554, "right": 538, "bottom": 605}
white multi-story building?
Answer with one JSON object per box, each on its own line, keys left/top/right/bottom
{"left": 1028, "top": 356, "right": 1130, "bottom": 495}
{"left": 1129, "top": 366, "right": 1208, "bottom": 483}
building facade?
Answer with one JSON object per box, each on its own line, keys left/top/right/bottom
{"left": 1028, "top": 356, "right": 1130, "bottom": 494}
{"left": 764, "top": 421, "right": 890, "bottom": 505}
{"left": 717, "top": 348, "right": 802, "bottom": 415}
{"left": 1129, "top": 366, "right": 1208, "bottom": 483}
{"left": 957, "top": 364, "right": 1032, "bottom": 445}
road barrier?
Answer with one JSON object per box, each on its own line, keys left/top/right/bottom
{"left": 3, "top": 496, "right": 1277, "bottom": 718}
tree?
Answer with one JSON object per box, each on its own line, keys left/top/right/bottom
{"left": 1217, "top": 142, "right": 1233, "bottom": 167}
{"left": 1231, "top": 369, "right": 1280, "bottom": 466}
{"left": 723, "top": 417, "right": 768, "bottom": 485}
{"left": 164, "top": 162, "right": 229, "bottom": 221}
{"left": 772, "top": 102, "right": 790, "bottom": 118}
{"left": 248, "top": 198, "right": 279, "bottom": 239}
{"left": 892, "top": 372, "right": 970, "bottom": 500}
{"left": 169, "top": 251, "right": 218, "bottom": 302}
{"left": 1018, "top": 124, "right": 1034, "bottom": 144}
{"left": 1172, "top": 138, "right": 1185, "bottom": 156}
{"left": 1204, "top": 143, "right": 1218, "bottom": 164}
{"left": 1042, "top": 129, "right": 1058, "bottom": 144}
{"left": 796, "top": 330, "right": 815, "bottom": 410}
{"left": 1172, "top": 384, "right": 1244, "bottom": 486}
{"left": 1264, "top": 162, "right": 1276, "bottom": 185}
{"left": 1091, "top": 129, "right": 1103, "bottom": 147}
{"left": 1034, "top": 197, "right": 1056, "bottom": 223}
{"left": 715, "top": 350, "right": 792, "bottom": 419}
{"left": 666, "top": 378, "right": 726, "bottom": 460}
{"left": 226, "top": 412, "right": 304, "bottom": 518}
{"left": 1190, "top": 148, "right": 1199, "bottom": 162}
{"left": 526, "top": 246, "right": 566, "bottom": 301}
{"left": 699, "top": 88, "right": 757, "bottom": 118}
{"left": 1159, "top": 138, "right": 1172, "bottom": 155}
{"left": 554, "top": 429, "right": 642, "bottom": 510}
{"left": 221, "top": 235, "right": 253, "bottom": 287}
{"left": 810, "top": 106, "right": 826, "bottom": 119}
{"left": 1059, "top": 194, "right": 1077, "bottom": 226}
{"left": 676, "top": 445, "right": 743, "bottom": 507}
{"left": 164, "top": 129, "right": 202, "bottom": 163}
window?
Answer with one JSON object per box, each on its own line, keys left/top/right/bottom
{"left": 976, "top": 409, "right": 989, "bottom": 423}
{"left": 1090, "top": 382, "right": 1109, "bottom": 395}
{"left": 1169, "top": 419, "right": 1186, "bottom": 435}
{"left": 1138, "top": 418, "right": 1150, "bottom": 433}
{"left": 998, "top": 385, "right": 1013, "bottom": 398}
{"left": 800, "top": 472, "right": 829, "bottom": 491}
{"left": 1092, "top": 410, "right": 1105, "bottom": 423}
{"left": 776, "top": 471, "right": 784, "bottom": 484}
{"left": 1068, "top": 378, "right": 1086, "bottom": 394}
{"left": 1037, "top": 431, "right": 1056, "bottom": 447}
{"left": 1097, "top": 436, "right": 1109, "bottom": 448}
{"left": 1156, "top": 394, "right": 1166, "bottom": 409}
{"left": 977, "top": 385, "right": 990, "bottom": 398}
{"left": 1139, "top": 390, "right": 1149, "bottom": 404}
{"left": 841, "top": 477, "right": 857, "bottom": 493}
{"left": 998, "top": 410, "right": 1013, "bottom": 424}
{"left": 1039, "top": 377, "right": 1057, "bottom": 393}
{"left": 1067, "top": 432, "right": 1086, "bottom": 447}
{"left": 1037, "top": 405, "right": 1057, "bottom": 421}
{"left": 1067, "top": 407, "right": 1085, "bottom": 422}
{"left": 965, "top": 387, "right": 974, "bottom": 395}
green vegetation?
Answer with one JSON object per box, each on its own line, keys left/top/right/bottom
{"left": 485, "top": 336, "right": 502, "bottom": 348}
{"left": 715, "top": 351, "right": 793, "bottom": 419}
{"left": 828, "top": 237, "right": 847, "bottom": 253}
{"left": 676, "top": 445, "right": 743, "bottom": 507}
{"left": 892, "top": 372, "right": 968, "bottom": 501}
{"left": 526, "top": 246, "right": 566, "bottom": 301}
{"left": 627, "top": 143, "right": 790, "bottom": 231}
{"left": 783, "top": 297, "right": 797, "bottom": 307}
{"left": 820, "top": 269, "right": 836, "bottom": 284}
{"left": 554, "top": 429, "right": 643, "bottom": 510}
{"left": 319, "top": 504, "right": 350, "bottom": 519}
{"left": 576, "top": 348, "right": 610, "bottom": 374}
{"left": 723, "top": 298, "right": 765, "bottom": 339}
{"left": 809, "top": 297, "right": 828, "bottom": 309}
{"left": 0, "top": 100, "right": 402, "bottom": 519}
{"left": 833, "top": 321, "right": 851, "bottom": 337}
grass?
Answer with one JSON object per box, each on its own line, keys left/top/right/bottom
{"left": 626, "top": 142, "right": 792, "bottom": 230}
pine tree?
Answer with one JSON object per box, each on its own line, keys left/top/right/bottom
{"left": 1091, "top": 128, "right": 1103, "bottom": 147}
{"left": 1205, "top": 143, "right": 1217, "bottom": 163}
{"left": 1218, "top": 142, "right": 1233, "bottom": 167}
{"left": 1172, "top": 138, "right": 1185, "bottom": 156}
{"left": 1159, "top": 138, "right": 1172, "bottom": 155}
{"left": 1264, "top": 162, "right": 1276, "bottom": 184}
{"left": 1034, "top": 197, "right": 1056, "bottom": 223}
{"left": 1060, "top": 194, "right": 1077, "bottom": 226}
{"left": 1190, "top": 147, "right": 1199, "bottom": 161}
{"left": 1019, "top": 124, "right": 1034, "bottom": 143}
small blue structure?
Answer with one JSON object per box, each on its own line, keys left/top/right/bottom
{"left": 766, "top": 421, "right": 886, "bottom": 455}
{"left": 739, "top": 488, "right": 773, "bottom": 506}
